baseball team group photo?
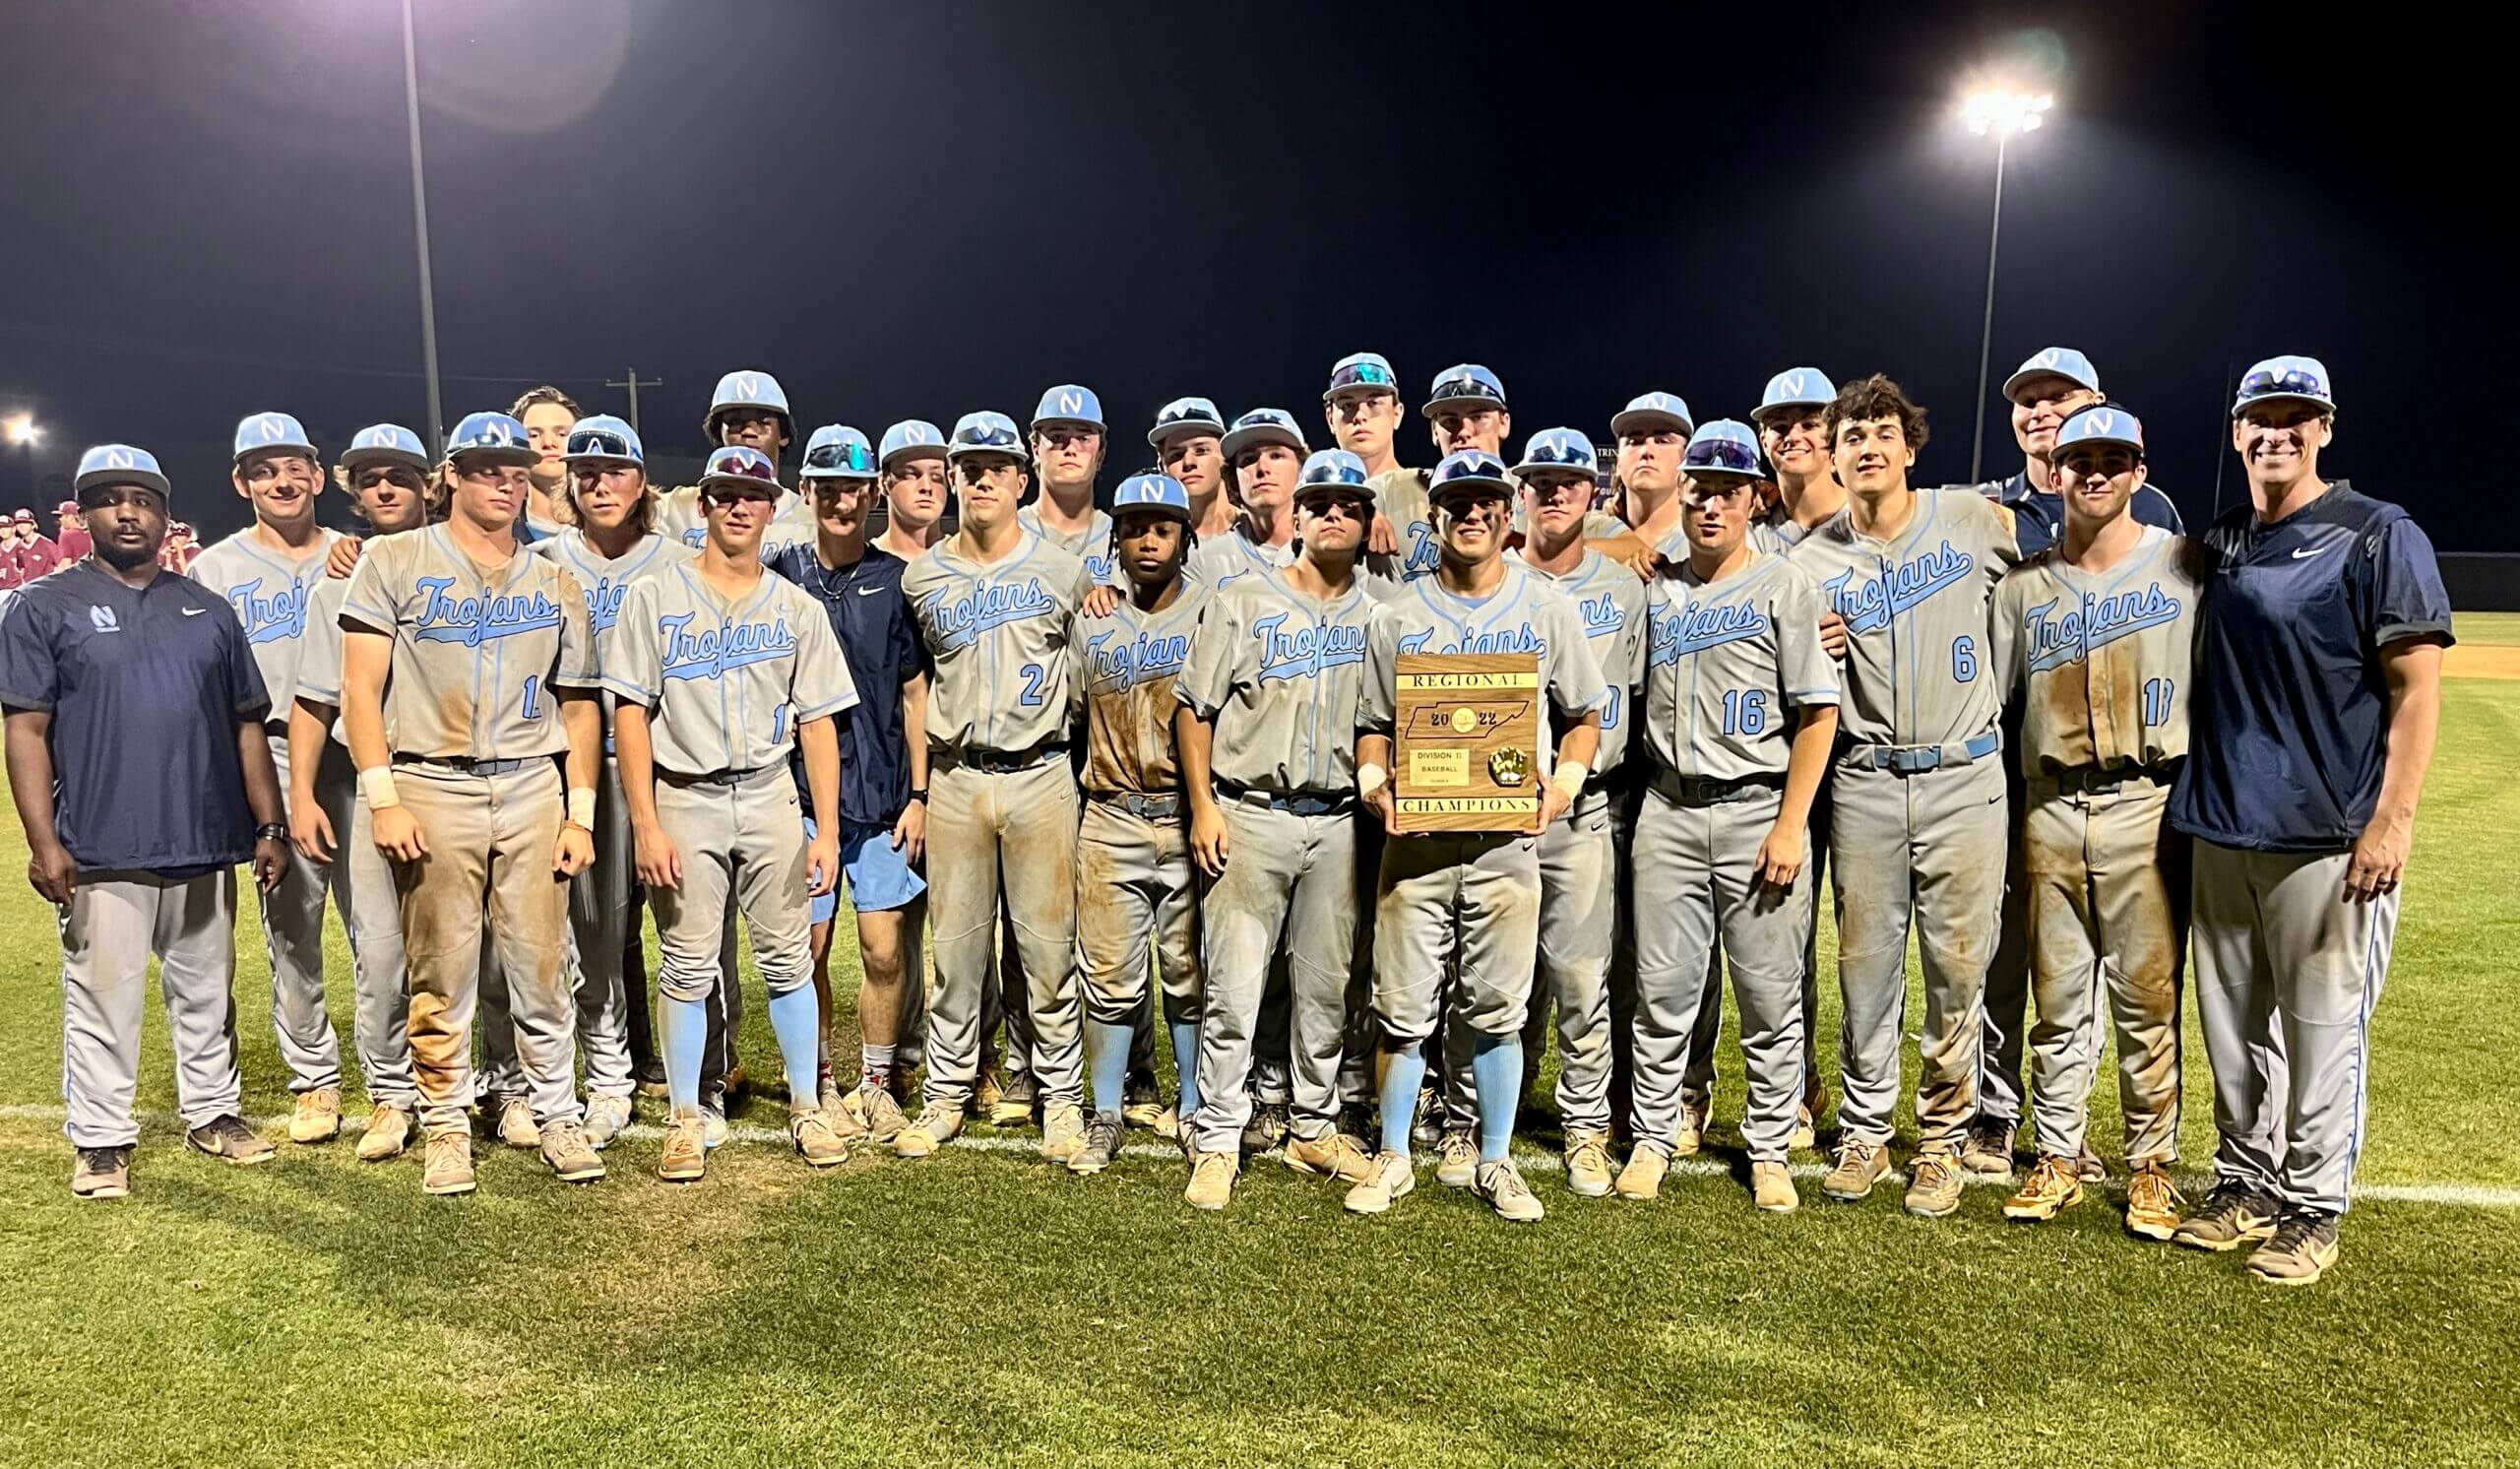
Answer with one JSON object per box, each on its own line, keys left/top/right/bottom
{"left": 3, "top": 5, "right": 2511, "bottom": 1466}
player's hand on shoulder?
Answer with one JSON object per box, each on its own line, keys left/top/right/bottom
{"left": 633, "top": 819, "right": 680, "bottom": 890}
{"left": 326, "top": 536, "right": 363, "bottom": 580}
{"left": 1365, "top": 512, "right": 1401, "bottom": 558}
{"left": 370, "top": 802, "right": 428, "bottom": 862}
{"left": 1080, "top": 584, "right": 1122, "bottom": 618}
{"left": 1817, "top": 609, "right": 1849, "bottom": 660}
{"left": 1592, "top": 532, "right": 1657, "bottom": 580}
{"left": 1188, "top": 798, "right": 1229, "bottom": 875}
{"left": 891, "top": 795, "right": 927, "bottom": 867}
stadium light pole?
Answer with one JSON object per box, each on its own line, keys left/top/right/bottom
{"left": 400, "top": 0, "right": 445, "bottom": 457}
{"left": 1959, "top": 87, "right": 2052, "bottom": 484}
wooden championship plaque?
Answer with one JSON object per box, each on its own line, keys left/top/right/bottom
{"left": 1392, "top": 653, "right": 1542, "bottom": 833}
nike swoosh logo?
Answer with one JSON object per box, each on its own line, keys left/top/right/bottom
{"left": 855, "top": 585, "right": 883, "bottom": 596}
{"left": 2290, "top": 545, "right": 2330, "bottom": 560}
{"left": 182, "top": 607, "right": 208, "bottom": 615}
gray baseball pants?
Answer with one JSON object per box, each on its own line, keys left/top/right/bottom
{"left": 923, "top": 758, "right": 1084, "bottom": 1111}
{"left": 261, "top": 735, "right": 346, "bottom": 1093}
{"left": 1525, "top": 795, "right": 1616, "bottom": 1133}
{"left": 58, "top": 868, "right": 244, "bottom": 1148}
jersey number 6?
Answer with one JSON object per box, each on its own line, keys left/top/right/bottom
{"left": 1951, "top": 634, "right": 1979, "bottom": 683}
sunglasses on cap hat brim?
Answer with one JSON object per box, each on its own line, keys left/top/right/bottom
{"left": 564, "top": 427, "right": 641, "bottom": 463}
{"left": 1322, "top": 361, "right": 1400, "bottom": 402}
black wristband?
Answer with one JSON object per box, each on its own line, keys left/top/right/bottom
{"left": 256, "top": 822, "right": 287, "bottom": 842}
{"left": 907, "top": 787, "right": 928, "bottom": 803}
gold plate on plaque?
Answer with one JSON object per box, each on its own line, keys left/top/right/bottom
{"left": 1392, "top": 652, "right": 1542, "bottom": 833}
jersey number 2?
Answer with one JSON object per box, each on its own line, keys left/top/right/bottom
{"left": 1018, "top": 663, "right": 1045, "bottom": 707}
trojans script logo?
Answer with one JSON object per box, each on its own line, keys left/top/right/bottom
{"left": 2022, "top": 584, "right": 2182, "bottom": 672}
{"left": 1823, "top": 541, "right": 1975, "bottom": 633}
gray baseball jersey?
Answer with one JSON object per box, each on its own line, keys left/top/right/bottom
{"left": 533, "top": 529, "right": 696, "bottom": 728}
{"left": 655, "top": 484, "right": 817, "bottom": 561}
{"left": 1368, "top": 468, "right": 1442, "bottom": 581}
{"left": 1019, "top": 503, "right": 1118, "bottom": 586}
{"left": 293, "top": 573, "right": 357, "bottom": 746}
{"left": 1641, "top": 552, "right": 1840, "bottom": 780}
{"left": 1175, "top": 567, "right": 1376, "bottom": 793}
{"left": 1358, "top": 566, "right": 1609, "bottom": 772}
{"left": 1187, "top": 529, "right": 1294, "bottom": 590}
{"left": 189, "top": 528, "right": 344, "bottom": 719}
{"left": 1512, "top": 547, "right": 1649, "bottom": 775}
{"left": 1988, "top": 526, "right": 2201, "bottom": 775}
{"left": 1749, "top": 502, "right": 1816, "bottom": 555}
{"left": 905, "top": 530, "right": 1093, "bottom": 755}
{"left": 602, "top": 564, "right": 856, "bottom": 776}
{"left": 339, "top": 525, "right": 599, "bottom": 759}
{"left": 1073, "top": 579, "right": 1212, "bottom": 797}
{"left": 1786, "top": 487, "right": 2019, "bottom": 748}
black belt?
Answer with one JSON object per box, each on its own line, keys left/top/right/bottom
{"left": 952, "top": 740, "right": 1070, "bottom": 775}
{"left": 2044, "top": 761, "right": 2179, "bottom": 796}
{"left": 659, "top": 763, "right": 777, "bottom": 788}
{"left": 1216, "top": 780, "right": 1353, "bottom": 816}
{"left": 1091, "top": 791, "right": 1182, "bottom": 820}
{"left": 393, "top": 752, "right": 537, "bottom": 777}
{"left": 1649, "top": 765, "right": 1784, "bottom": 807}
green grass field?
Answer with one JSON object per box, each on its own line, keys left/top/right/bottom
{"left": 3, "top": 617, "right": 2517, "bottom": 1467}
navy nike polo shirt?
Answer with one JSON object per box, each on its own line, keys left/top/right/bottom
{"left": 768, "top": 543, "right": 923, "bottom": 827}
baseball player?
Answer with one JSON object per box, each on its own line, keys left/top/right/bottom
{"left": 1189, "top": 409, "right": 1305, "bottom": 593}
{"left": 1349, "top": 449, "right": 1607, "bottom": 1224}
{"left": 1621, "top": 421, "right": 1840, "bottom": 1212}
{"left": 532, "top": 415, "right": 695, "bottom": 1149}
{"left": 53, "top": 501, "right": 93, "bottom": 563}
{"left": 657, "top": 369, "right": 815, "bottom": 559}
{"left": 3, "top": 444, "right": 289, "bottom": 1198}
{"left": 285, "top": 423, "right": 439, "bottom": 1163}
{"left": 894, "top": 412, "right": 1095, "bottom": 1164}
{"left": 1364, "top": 363, "right": 1512, "bottom": 586}
{"left": 511, "top": 385, "right": 584, "bottom": 533}
{"left": 1984, "top": 405, "right": 2197, "bottom": 1237}
{"left": 768, "top": 424, "right": 931, "bottom": 1142}
{"left": 1151, "top": 398, "right": 1237, "bottom": 543}
{"left": 161, "top": 522, "right": 200, "bottom": 574}
{"left": 609, "top": 444, "right": 856, "bottom": 1180}
{"left": 338, "top": 410, "right": 605, "bottom": 1195}
{"left": 1786, "top": 375, "right": 2018, "bottom": 1218}
{"left": 2168, "top": 356, "right": 2450, "bottom": 1286}
{"left": 1175, "top": 448, "right": 1382, "bottom": 1207}
{"left": 1066, "top": 473, "right": 1212, "bottom": 1174}
{"left": 1587, "top": 393, "right": 1694, "bottom": 550}
{"left": 1323, "top": 352, "right": 1406, "bottom": 479}
{"left": 1963, "top": 347, "right": 2187, "bottom": 1183}
{"left": 875, "top": 419, "right": 952, "bottom": 563}
{"left": 1749, "top": 368, "right": 1848, "bottom": 552}
{"left": 1506, "top": 428, "right": 1647, "bottom": 1197}
{"left": 9, "top": 509, "right": 63, "bottom": 580}
{"left": 188, "top": 412, "right": 349, "bottom": 1145}
{"left": 1022, "top": 384, "right": 1117, "bottom": 584}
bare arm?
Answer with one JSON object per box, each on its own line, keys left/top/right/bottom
{"left": 1758, "top": 703, "right": 1840, "bottom": 891}
{"left": 2345, "top": 640, "right": 2443, "bottom": 903}
{"left": 552, "top": 690, "right": 599, "bottom": 877}
{"left": 1357, "top": 729, "right": 1400, "bottom": 838}
{"left": 6, "top": 710, "right": 72, "bottom": 904}
{"left": 1531, "top": 714, "right": 1603, "bottom": 835}
{"left": 236, "top": 720, "right": 288, "bottom": 893}
{"left": 286, "top": 699, "right": 338, "bottom": 862}
{"left": 341, "top": 627, "right": 426, "bottom": 861}
{"left": 1177, "top": 704, "right": 1228, "bottom": 874}
{"left": 799, "top": 715, "right": 842, "bottom": 898}
{"left": 892, "top": 671, "right": 929, "bottom": 862}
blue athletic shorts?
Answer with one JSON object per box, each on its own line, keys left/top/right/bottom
{"left": 805, "top": 815, "right": 926, "bottom": 925}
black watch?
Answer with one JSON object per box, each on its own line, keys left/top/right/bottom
{"left": 907, "top": 787, "right": 928, "bottom": 804}
{"left": 256, "top": 822, "right": 288, "bottom": 843}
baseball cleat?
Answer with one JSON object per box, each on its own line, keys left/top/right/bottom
{"left": 496, "top": 1097, "right": 540, "bottom": 1150}
{"left": 2173, "top": 1182, "right": 2281, "bottom": 1252}
{"left": 1434, "top": 1130, "right": 1478, "bottom": 1188}
{"left": 2246, "top": 1211, "right": 2341, "bottom": 1287}
{"left": 700, "top": 1100, "right": 728, "bottom": 1151}
{"left": 1474, "top": 1159, "right": 1544, "bottom": 1223}
{"left": 356, "top": 1104, "right": 413, "bottom": 1163}
{"left": 2123, "top": 1163, "right": 2183, "bottom": 1242}
{"left": 851, "top": 1083, "right": 911, "bottom": 1146}
{"left": 975, "top": 1066, "right": 1008, "bottom": 1119}
{"left": 1613, "top": 1144, "right": 1669, "bottom": 1201}
{"left": 722, "top": 1062, "right": 748, "bottom": 1099}
{"left": 1284, "top": 1130, "right": 1375, "bottom": 1183}
{"left": 1040, "top": 1102, "right": 1088, "bottom": 1164}
{"left": 1241, "top": 1101, "right": 1290, "bottom": 1154}
{"left": 1789, "top": 1104, "right": 1817, "bottom": 1153}
{"left": 817, "top": 1070, "right": 843, "bottom": 1115}
{"left": 894, "top": 1102, "right": 965, "bottom": 1159}
{"left": 1069, "top": 1113, "right": 1125, "bottom": 1176}
{"left": 1822, "top": 1140, "right": 1889, "bottom": 1202}
{"left": 1409, "top": 1087, "right": 1442, "bottom": 1149}
{"left": 289, "top": 1085, "right": 343, "bottom": 1144}
{"left": 1183, "top": 1149, "right": 1237, "bottom": 1210}
{"left": 583, "top": 1095, "right": 633, "bottom": 1151}
{"left": 1903, "top": 1151, "right": 1965, "bottom": 1218}
{"left": 634, "top": 1064, "right": 669, "bottom": 1101}
{"left": 2002, "top": 1155, "right": 2083, "bottom": 1223}
{"left": 1122, "top": 1074, "right": 1171, "bottom": 1134}
{"left": 1563, "top": 1128, "right": 1614, "bottom": 1198}
{"left": 1959, "top": 1117, "right": 2017, "bottom": 1181}
{"left": 423, "top": 1130, "right": 476, "bottom": 1195}
{"left": 1343, "top": 1149, "right": 1417, "bottom": 1215}
{"left": 538, "top": 1119, "right": 605, "bottom": 1183}
{"left": 1751, "top": 1160, "right": 1798, "bottom": 1214}
{"left": 824, "top": 1088, "right": 872, "bottom": 1145}
{"left": 789, "top": 1107, "right": 850, "bottom": 1168}
{"left": 990, "top": 1071, "right": 1038, "bottom": 1129}
{"left": 2076, "top": 1143, "right": 2109, "bottom": 1184}
{"left": 72, "top": 1145, "right": 132, "bottom": 1200}
{"left": 185, "top": 1115, "right": 275, "bottom": 1167}
{"left": 1673, "top": 1095, "right": 1710, "bottom": 1157}
{"left": 658, "top": 1111, "right": 707, "bottom": 1182}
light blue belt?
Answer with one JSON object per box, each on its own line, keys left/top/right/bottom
{"left": 1840, "top": 730, "right": 2000, "bottom": 775}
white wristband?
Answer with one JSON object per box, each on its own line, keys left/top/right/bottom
{"left": 358, "top": 767, "right": 402, "bottom": 810}
{"left": 1356, "top": 762, "right": 1388, "bottom": 798}
{"left": 567, "top": 788, "right": 598, "bottom": 830}
{"left": 1549, "top": 758, "right": 1590, "bottom": 801}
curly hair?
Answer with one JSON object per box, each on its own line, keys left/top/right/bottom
{"left": 1824, "top": 373, "right": 1929, "bottom": 452}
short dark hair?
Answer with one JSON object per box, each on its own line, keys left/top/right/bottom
{"left": 509, "top": 384, "right": 581, "bottom": 419}
{"left": 1824, "top": 374, "right": 1929, "bottom": 452}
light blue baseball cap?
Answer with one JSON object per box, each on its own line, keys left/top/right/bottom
{"left": 880, "top": 418, "right": 948, "bottom": 469}
{"left": 1221, "top": 408, "right": 1307, "bottom": 462}
{"left": 1422, "top": 363, "right": 1507, "bottom": 418}
{"left": 446, "top": 412, "right": 538, "bottom": 467}
{"left": 75, "top": 443, "right": 171, "bottom": 497}
{"left": 340, "top": 423, "right": 431, "bottom": 476}
{"left": 1429, "top": 448, "right": 1512, "bottom": 499}
{"left": 704, "top": 369, "right": 793, "bottom": 440}
{"left": 1147, "top": 396, "right": 1226, "bottom": 448}
{"left": 2233, "top": 355, "right": 2336, "bottom": 417}
{"left": 232, "top": 411, "right": 318, "bottom": 466}
{"left": 1752, "top": 368, "right": 1836, "bottom": 425}
{"left": 699, "top": 445, "right": 781, "bottom": 491}
{"left": 948, "top": 411, "right": 1029, "bottom": 463}
{"left": 1514, "top": 427, "right": 1598, "bottom": 481}
{"left": 2002, "top": 347, "right": 2102, "bottom": 406}
{"left": 1295, "top": 449, "right": 1373, "bottom": 501}
{"left": 563, "top": 415, "right": 644, "bottom": 466}
{"left": 2054, "top": 404, "right": 2146, "bottom": 457}
{"left": 1111, "top": 472, "right": 1192, "bottom": 523}
{"left": 1324, "top": 351, "right": 1401, "bottom": 403}
{"left": 1031, "top": 384, "right": 1104, "bottom": 433}
{"left": 800, "top": 424, "right": 877, "bottom": 479}
{"left": 1609, "top": 392, "right": 1694, "bottom": 440}
{"left": 1683, "top": 419, "right": 1764, "bottom": 480}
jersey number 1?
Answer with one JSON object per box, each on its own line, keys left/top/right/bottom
{"left": 2141, "top": 677, "right": 2174, "bottom": 728}
{"left": 520, "top": 675, "right": 542, "bottom": 721}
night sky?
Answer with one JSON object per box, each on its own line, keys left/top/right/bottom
{"left": 0, "top": 2, "right": 2493, "bottom": 548}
